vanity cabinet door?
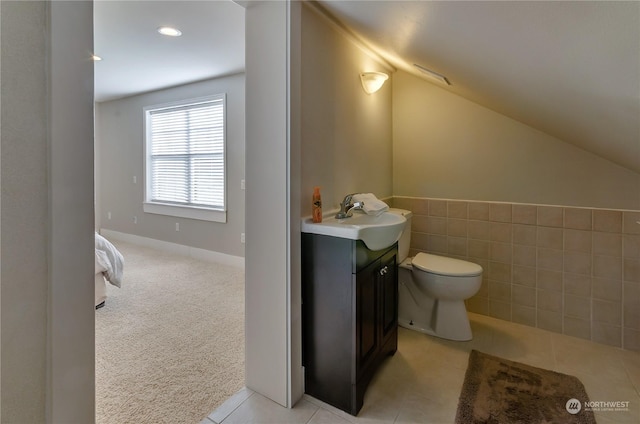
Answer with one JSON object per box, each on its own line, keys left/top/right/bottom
{"left": 355, "top": 260, "right": 379, "bottom": 380}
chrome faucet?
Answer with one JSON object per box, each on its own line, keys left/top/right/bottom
{"left": 335, "top": 193, "right": 365, "bottom": 219}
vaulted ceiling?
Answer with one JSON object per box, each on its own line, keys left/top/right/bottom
{"left": 94, "top": 1, "right": 640, "bottom": 173}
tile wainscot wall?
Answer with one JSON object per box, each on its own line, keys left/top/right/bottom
{"left": 392, "top": 196, "right": 640, "bottom": 351}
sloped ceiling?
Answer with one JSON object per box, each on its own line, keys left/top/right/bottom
{"left": 318, "top": 0, "right": 640, "bottom": 173}
{"left": 93, "top": 1, "right": 639, "bottom": 174}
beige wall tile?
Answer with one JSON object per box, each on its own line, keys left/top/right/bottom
{"left": 489, "top": 280, "right": 511, "bottom": 302}
{"left": 468, "top": 202, "right": 490, "bottom": 221}
{"left": 489, "top": 300, "right": 511, "bottom": 320}
{"left": 623, "top": 211, "right": 640, "bottom": 235}
{"left": 427, "top": 234, "right": 447, "bottom": 254}
{"left": 513, "top": 224, "right": 537, "bottom": 246}
{"left": 468, "top": 220, "right": 491, "bottom": 240}
{"left": 538, "top": 289, "right": 562, "bottom": 312}
{"left": 412, "top": 232, "right": 429, "bottom": 251}
{"left": 623, "top": 282, "right": 640, "bottom": 330}
{"left": 512, "top": 305, "right": 536, "bottom": 327}
{"left": 564, "top": 229, "right": 592, "bottom": 253}
{"left": 490, "top": 203, "right": 512, "bottom": 223}
{"left": 513, "top": 265, "right": 536, "bottom": 287}
{"left": 489, "top": 261, "right": 512, "bottom": 283}
{"left": 564, "top": 208, "right": 592, "bottom": 230}
{"left": 564, "top": 251, "right": 591, "bottom": 276}
{"left": 512, "top": 284, "right": 536, "bottom": 307}
{"left": 593, "top": 299, "right": 622, "bottom": 325}
{"left": 447, "top": 237, "right": 467, "bottom": 257}
{"left": 537, "top": 227, "right": 563, "bottom": 249}
{"left": 537, "top": 206, "right": 564, "bottom": 227}
{"left": 624, "top": 258, "right": 640, "bottom": 283}
{"left": 593, "top": 232, "right": 622, "bottom": 257}
{"left": 537, "top": 310, "right": 562, "bottom": 333}
{"left": 491, "top": 222, "right": 512, "bottom": 243}
{"left": 447, "top": 201, "right": 468, "bottom": 219}
{"left": 425, "top": 216, "right": 446, "bottom": 235}
{"left": 412, "top": 215, "right": 430, "bottom": 234}
{"left": 411, "top": 198, "right": 429, "bottom": 215}
{"left": 623, "top": 328, "right": 640, "bottom": 351}
{"left": 537, "top": 269, "right": 562, "bottom": 292}
{"left": 428, "top": 199, "right": 447, "bottom": 217}
{"left": 592, "top": 277, "right": 622, "bottom": 302}
{"left": 512, "top": 204, "right": 537, "bottom": 225}
{"left": 593, "top": 255, "right": 622, "bottom": 280}
{"left": 563, "top": 317, "right": 591, "bottom": 340}
{"left": 593, "top": 209, "right": 622, "bottom": 233}
{"left": 592, "top": 322, "right": 622, "bottom": 347}
{"left": 564, "top": 294, "right": 591, "bottom": 320}
{"left": 468, "top": 239, "right": 490, "bottom": 259}
{"left": 537, "top": 248, "right": 563, "bottom": 271}
{"left": 623, "top": 234, "right": 640, "bottom": 258}
{"left": 490, "top": 242, "right": 512, "bottom": 263}
{"left": 564, "top": 273, "right": 591, "bottom": 297}
{"left": 399, "top": 196, "right": 639, "bottom": 351}
{"left": 513, "top": 245, "right": 536, "bottom": 267}
{"left": 447, "top": 219, "right": 467, "bottom": 237}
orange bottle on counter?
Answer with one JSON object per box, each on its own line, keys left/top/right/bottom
{"left": 312, "top": 187, "right": 323, "bottom": 223}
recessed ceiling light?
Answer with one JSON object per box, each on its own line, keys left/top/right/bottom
{"left": 157, "top": 26, "right": 182, "bottom": 37}
{"left": 91, "top": 54, "right": 102, "bottom": 61}
{"left": 414, "top": 64, "right": 451, "bottom": 86}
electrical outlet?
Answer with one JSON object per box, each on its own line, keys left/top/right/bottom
{"left": 241, "top": 179, "right": 245, "bottom": 190}
{"left": 107, "top": 211, "right": 112, "bottom": 220}
{"left": 241, "top": 233, "right": 245, "bottom": 243}
{"left": 175, "top": 223, "right": 180, "bottom": 231}
{"left": 133, "top": 216, "right": 137, "bottom": 224}
{"left": 133, "top": 175, "right": 137, "bottom": 184}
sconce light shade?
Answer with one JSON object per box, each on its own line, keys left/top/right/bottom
{"left": 360, "top": 72, "right": 389, "bottom": 94}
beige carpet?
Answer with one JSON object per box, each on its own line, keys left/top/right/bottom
{"left": 456, "top": 350, "right": 596, "bottom": 424}
{"left": 95, "top": 240, "right": 245, "bottom": 424}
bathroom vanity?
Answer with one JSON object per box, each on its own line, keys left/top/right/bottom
{"left": 301, "top": 233, "right": 398, "bottom": 416}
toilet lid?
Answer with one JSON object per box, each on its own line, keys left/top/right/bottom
{"left": 412, "top": 253, "right": 483, "bottom": 277}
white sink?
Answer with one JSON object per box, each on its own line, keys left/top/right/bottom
{"left": 302, "top": 211, "right": 406, "bottom": 251}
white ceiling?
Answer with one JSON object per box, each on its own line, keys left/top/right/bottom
{"left": 94, "top": 0, "right": 640, "bottom": 173}
{"left": 93, "top": 0, "right": 245, "bottom": 103}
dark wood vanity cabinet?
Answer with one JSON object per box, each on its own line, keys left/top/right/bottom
{"left": 301, "top": 233, "right": 398, "bottom": 416}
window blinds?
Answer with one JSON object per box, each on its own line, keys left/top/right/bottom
{"left": 148, "top": 98, "right": 225, "bottom": 210}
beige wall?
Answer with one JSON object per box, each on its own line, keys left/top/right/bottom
{"left": 393, "top": 70, "right": 640, "bottom": 211}
{"left": 300, "top": 4, "right": 393, "bottom": 215}
{"left": 96, "top": 74, "right": 246, "bottom": 258}
{"left": 1, "top": 1, "right": 96, "bottom": 422}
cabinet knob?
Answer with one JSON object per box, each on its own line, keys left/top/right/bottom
{"left": 379, "top": 266, "right": 388, "bottom": 275}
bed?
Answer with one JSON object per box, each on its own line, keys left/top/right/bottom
{"left": 95, "top": 232, "right": 124, "bottom": 309}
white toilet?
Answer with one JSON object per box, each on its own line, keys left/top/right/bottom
{"left": 390, "top": 208, "right": 483, "bottom": 341}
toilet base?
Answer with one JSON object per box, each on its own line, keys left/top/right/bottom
{"left": 399, "top": 278, "right": 473, "bottom": 341}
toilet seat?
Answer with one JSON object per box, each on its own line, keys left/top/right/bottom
{"left": 412, "top": 253, "right": 482, "bottom": 277}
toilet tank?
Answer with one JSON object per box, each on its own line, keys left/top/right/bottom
{"left": 389, "top": 208, "right": 412, "bottom": 262}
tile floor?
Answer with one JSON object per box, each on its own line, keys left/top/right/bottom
{"left": 202, "top": 313, "right": 640, "bottom": 424}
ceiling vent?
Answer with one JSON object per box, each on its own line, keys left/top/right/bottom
{"left": 414, "top": 64, "right": 451, "bottom": 86}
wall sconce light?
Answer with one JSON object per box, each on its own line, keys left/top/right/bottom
{"left": 360, "top": 72, "right": 389, "bottom": 94}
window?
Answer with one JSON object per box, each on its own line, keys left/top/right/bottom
{"left": 144, "top": 95, "right": 226, "bottom": 222}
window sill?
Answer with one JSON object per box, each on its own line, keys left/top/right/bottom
{"left": 143, "top": 202, "right": 226, "bottom": 223}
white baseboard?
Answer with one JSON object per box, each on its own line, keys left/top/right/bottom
{"left": 99, "top": 229, "right": 245, "bottom": 269}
